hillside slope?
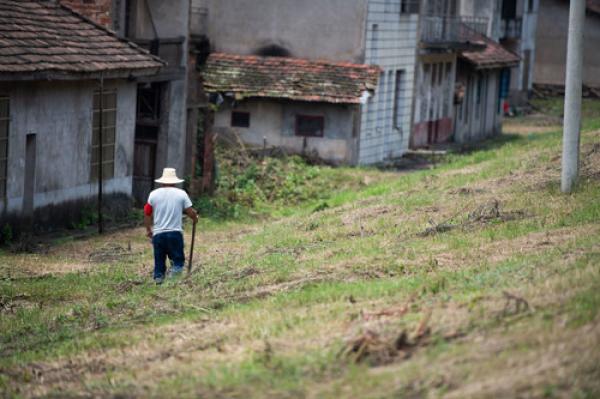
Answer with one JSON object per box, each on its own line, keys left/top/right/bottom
{"left": 1, "top": 102, "right": 600, "bottom": 398}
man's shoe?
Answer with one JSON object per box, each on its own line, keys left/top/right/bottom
{"left": 168, "top": 267, "right": 184, "bottom": 279}
{"left": 154, "top": 277, "right": 165, "bottom": 285}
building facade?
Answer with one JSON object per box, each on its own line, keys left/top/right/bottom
{"left": 0, "top": 0, "right": 162, "bottom": 232}
{"left": 61, "top": 0, "right": 196, "bottom": 204}
{"left": 197, "top": 0, "right": 526, "bottom": 165}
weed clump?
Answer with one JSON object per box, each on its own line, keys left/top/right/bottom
{"left": 194, "top": 144, "right": 360, "bottom": 219}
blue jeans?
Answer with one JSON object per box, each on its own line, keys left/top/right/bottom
{"left": 152, "top": 231, "right": 185, "bottom": 279}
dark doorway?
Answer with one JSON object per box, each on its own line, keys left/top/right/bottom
{"left": 23, "top": 133, "right": 36, "bottom": 219}
{"left": 133, "top": 82, "right": 162, "bottom": 206}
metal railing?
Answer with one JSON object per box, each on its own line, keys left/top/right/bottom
{"left": 500, "top": 18, "right": 522, "bottom": 39}
{"left": 420, "top": 16, "right": 488, "bottom": 45}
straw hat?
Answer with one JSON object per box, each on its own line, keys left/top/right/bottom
{"left": 155, "top": 168, "right": 184, "bottom": 185}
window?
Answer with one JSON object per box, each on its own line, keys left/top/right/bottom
{"left": 400, "top": 0, "right": 419, "bottom": 14}
{"left": 394, "top": 70, "right": 405, "bottom": 129}
{"left": 295, "top": 115, "right": 324, "bottom": 137}
{"left": 231, "top": 111, "right": 250, "bottom": 128}
{"left": 137, "top": 83, "right": 161, "bottom": 121}
{"left": 371, "top": 24, "right": 379, "bottom": 62}
{"left": 91, "top": 90, "right": 117, "bottom": 181}
{"left": 0, "top": 96, "right": 8, "bottom": 198}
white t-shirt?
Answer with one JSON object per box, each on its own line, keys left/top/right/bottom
{"left": 147, "top": 187, "right": 193, "bottom": 236}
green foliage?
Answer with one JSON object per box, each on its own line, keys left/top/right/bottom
{"left": 69, "top": 205, "right": 98, "bottom": 230}
{"left": 195, "top": 146, "right": 364, "bottom": 220}
{"left": 1, "top": 224, "right": 13, "bottom": 245}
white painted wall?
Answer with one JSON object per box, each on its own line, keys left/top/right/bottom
{"left": 358, "top": 0, "right": 418, "bottom": 164}
{"left": 0, "top": 79, "right": 137, "bottom": 215}
{"left": 213, "top": 99, "right": 357, "bottom": 164}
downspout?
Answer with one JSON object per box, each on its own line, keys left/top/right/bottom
{"left": 97, "top": 74, "right": 104, "bottom": 234}
{"left": 408, "top": 2, "right": 423, "bottom": 150}
{"left": 355, "top": 0, "right": 371, "bottom": 165}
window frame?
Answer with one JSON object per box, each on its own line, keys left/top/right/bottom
{"left": 400, "top": 0, "right": 420, "bottom": 14}
{"left": 295, "top": 115, "right": 325, "bottom": 138}
{"left": 393, "top": 70, "right": 405, "bottom": 129}
{"left": 0, "top": 95, "right": 9, "bottom": 199}
{"left": 91, "top": 89, "right": 117, "bottom": 182}
{"left": 231, "top": 111, "right": 251, "bottom": 128}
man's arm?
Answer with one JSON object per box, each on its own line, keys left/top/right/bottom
{"left": 144, "top": 203, "right": 153, "bottom": 239}
{"left": 185, "top": 207, "right": 199, "bottom": 223}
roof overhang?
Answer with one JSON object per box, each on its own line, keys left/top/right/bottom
{"left": 0, "top": 67, "right": 163, "bottom": 82}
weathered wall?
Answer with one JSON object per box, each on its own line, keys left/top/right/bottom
{"left": 213, "top": 99, "right": 357, "bottom": 164}
{"left": 199, "top": 0, "right": 368, "bottom": 63}
{"left": 133, "top": 0, "right": 189, "bottom": 40}
{"left": 60, "top": 0, "right": 113, "bottom": 28}
{"left": 358, "top": 0, "right": 419, "bottom": 164}
{"left": 534, "top": 0, "right": 600, "bottom": 88}
{"left": 164, "top": 80, "right": 188, "bottom": 176}
{"left": 0, "top": 80, "right": 137, "bottom": 219}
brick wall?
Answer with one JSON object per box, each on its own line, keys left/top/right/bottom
{"left": 60, "top": 0, "right": 113, "bottom": 29}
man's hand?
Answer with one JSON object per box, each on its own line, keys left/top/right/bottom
{"left": 185, "top": 207, "right": 199, "bottom": 223}
{"left": 146, "top": 229, "right": 153, "bottom": 240}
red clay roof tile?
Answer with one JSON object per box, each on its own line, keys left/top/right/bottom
{"left": 203, "top": 53, "right": 380, "bottom": 104}
{"left": 0, "top": 0, "right": 164, "bottom": 78}
{"left": 460, "top": 34, "right": 520, "bottom": 69}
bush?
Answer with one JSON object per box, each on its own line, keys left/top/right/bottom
{"left": 195, "top": 145, "right": 337, "bottom": 220}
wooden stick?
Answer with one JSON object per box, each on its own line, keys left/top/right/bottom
{"left": 187, "top": 220, "right": 197, "bottom": 274}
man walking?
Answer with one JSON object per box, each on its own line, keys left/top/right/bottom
{"left": 144, "top": 168, "right": 198, "bottom": 284}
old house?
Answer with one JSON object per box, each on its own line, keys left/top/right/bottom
{"left": 197, "top": 0, "right": 418, "bottom": 165}
{"left": 196, "top": 0, "right": 532, "bottom": 164}
{"left": 203, "top": 54, "right": 379, "bottom": 164}
{"left": 534, "top": 0, "right": 600, "bottom": 94}
{"left": 0, "top": 0, "right": 163, "bottom": 230}
{"left": 59, "top": 0, "right": 201, "bottom": 204}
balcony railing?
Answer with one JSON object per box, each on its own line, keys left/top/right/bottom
{"left": 500, "top": 18, "right": 522, "bottom": 39}
{"left": 420, "top": 16, "right": 488, "bottom": 47}
{"left": 133, "top": 37, "right": 185, "bottom": 71}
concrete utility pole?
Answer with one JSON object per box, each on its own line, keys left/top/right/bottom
{"left": 561, "top": 0, "right": 586, "bottom": 193}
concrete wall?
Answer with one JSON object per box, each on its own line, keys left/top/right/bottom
{"left": 534, "top": 0, "right": 600, "bottom": 88}
{"left": 0, "top": 79, "right": 137, "bottom": 219}
{"left": 198, "top": 0, "right": 368, "bottom": 63}
{"left": 454, "top": 66, "right": 502, "bottom": 144}
{"left": 358, "top": 0, "right": 419, "bottom": 164}
{"left": 213, "top": 99, "right": 357, "bottom": 164}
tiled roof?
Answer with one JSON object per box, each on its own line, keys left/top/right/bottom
{"left": 203, "top": 53, "right": 380, "bottom": 104}
{"left": 0, "top": 0, "right": 164, "bottom": 79}
{"left": 460, "top": 34, "right": 520, "bottom": 69}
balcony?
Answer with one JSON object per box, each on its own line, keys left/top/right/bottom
{"left": 500, "top": 18, "right": 522, "bottom": 39}
{"left": 420, "top": 16, "right": 488, "bottom": 49}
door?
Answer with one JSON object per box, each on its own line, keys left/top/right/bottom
{"left": 133, "top": 141, "right": 156, "bottom": 205}
{"left": 132, "top": 82, "right": 162, "bottom": 206}
{"left": 23, "top": 133, "right": 36, "bottom": 220}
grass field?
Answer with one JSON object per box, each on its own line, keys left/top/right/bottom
{"left": 1, "top": 99, "right": 600, "bottom": 398}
